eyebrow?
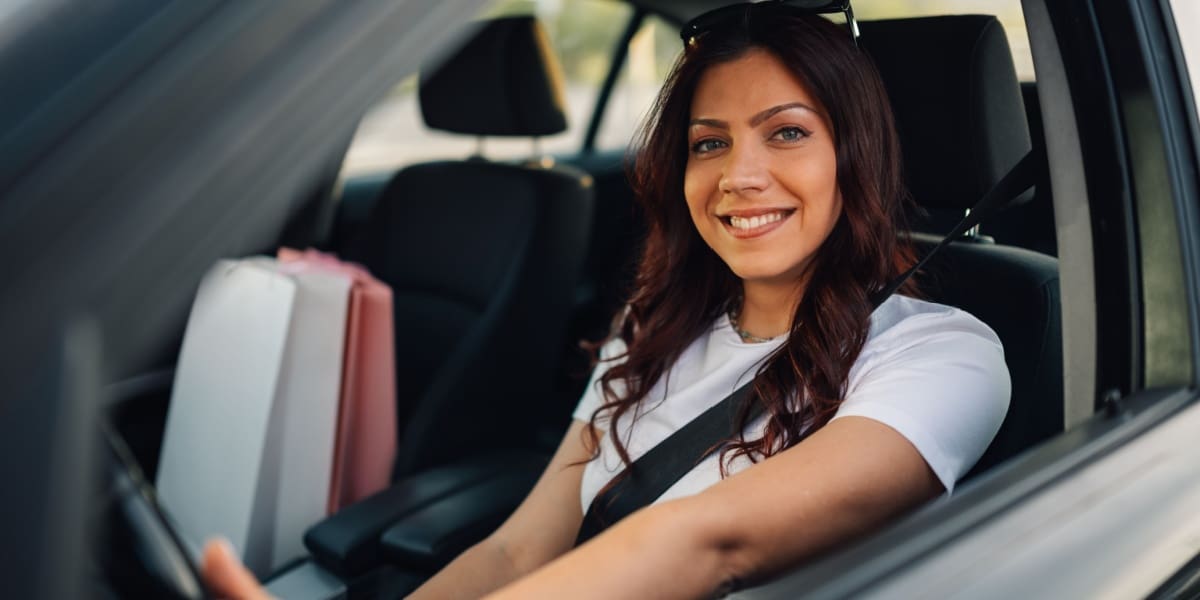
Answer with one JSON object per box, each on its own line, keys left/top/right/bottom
{"left": 689, "top": 102, "right": 819, "bottom": 129}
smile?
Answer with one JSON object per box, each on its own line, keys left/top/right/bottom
{"left": 720, "top": 209, "right": 794, "bottom": 239}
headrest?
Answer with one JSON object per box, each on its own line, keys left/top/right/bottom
{"left": 419, "top": 16, "right": 568, "bottom": 137}
{"left": 861, "top": 16, "right": 1032, "bottom": 211}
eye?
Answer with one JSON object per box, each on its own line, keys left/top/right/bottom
{"left": 770, "top": 126, "right": 810, "bottom": 142}
{"left": 690, "top": 138, "right": 727, "bottom": 154}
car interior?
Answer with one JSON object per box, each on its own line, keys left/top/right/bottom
{"left": 76, "top": 0, "right": 1093, "bottom": 597}
{"left": 79, "top": 2, "right": 1075, "bottom": 598}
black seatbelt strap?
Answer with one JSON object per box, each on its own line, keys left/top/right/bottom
{"left": 869, "top": 148, "right": 1043, "bottom": 306}
{"left": 575, "top": 149, "right": 1041, "bottom": 547}
{"left": 575, "top": 381, "right": 758, "bottom": 545}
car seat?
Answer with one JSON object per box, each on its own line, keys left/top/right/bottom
{"left": 340, "top": 15, "right": 595, "bottom": 478}
{"left": 861, "top": 15, "right": 1064, "bottom": 476}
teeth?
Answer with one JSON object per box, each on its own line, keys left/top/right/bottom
{"left": 728, "top": 212, "right": 784, "bottom": 230}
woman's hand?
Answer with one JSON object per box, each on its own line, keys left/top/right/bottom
{"left": 201, "top": 539, "right": 274, "bottom": 600}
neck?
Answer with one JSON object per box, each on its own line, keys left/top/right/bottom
{"left": 736, "top": 279, "right": 805, "bottom": 339}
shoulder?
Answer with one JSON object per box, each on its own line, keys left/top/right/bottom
{"left": 865, "top": 294, "right": 1002, "bottom": 352}
{"left": 838, "top": 295, "right": 1010, "bottom": 492}
{"left": 596, "top": 334, "right": 629, "bottom": 362}
{"left": 854, "top": 294, "right": 1008, "bottom": 395}
{"left": 854, "top": 294, "right": 1006, "bottom": 385}
{"left": 571, "top": 334, "right": 630, "bottom": 425}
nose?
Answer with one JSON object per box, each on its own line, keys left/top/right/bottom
{"left": 718, "top": 143, "right": 769, "bottom": 195}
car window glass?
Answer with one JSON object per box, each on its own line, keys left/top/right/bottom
{"left": 340, "top": 0, "right": 633, "bottom": 177}
{"left": 592, "top": 14, "right": 679, "bottom": 152}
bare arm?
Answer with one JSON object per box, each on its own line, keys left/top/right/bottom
{"left": 484, "top": 416, "right": 943, "bottom": 599}
{"left": 408, "top": 420, "right": 594, "bottom": 598}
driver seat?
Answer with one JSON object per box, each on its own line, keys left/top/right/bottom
{"left": 861, "top": 15, "right": 1063, "bottom": 476}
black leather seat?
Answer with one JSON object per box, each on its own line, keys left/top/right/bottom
{"left": 341, "top": 15, "right": 594, "bottom": 478}
{"left": 862, "top": 15, "right": 1063, "bottom": 475}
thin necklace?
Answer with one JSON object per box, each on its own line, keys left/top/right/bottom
{"left": 728, "top": 301, "right": 777, "bottom": 343}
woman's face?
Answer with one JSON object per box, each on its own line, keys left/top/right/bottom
{"left": 684, "top": 48, "right": 841, "bottom": 287}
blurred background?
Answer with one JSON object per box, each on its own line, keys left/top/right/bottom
{"left": 341, "top": 0, "right": 1034, "bottom": 176}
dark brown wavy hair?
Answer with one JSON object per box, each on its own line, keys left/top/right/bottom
{"left": 584, "top": 9, "right": 918, "bottom": 474}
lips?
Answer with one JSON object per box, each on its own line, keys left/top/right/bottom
{"left": 718, "top": 208, "right": 794, "bottom": 239}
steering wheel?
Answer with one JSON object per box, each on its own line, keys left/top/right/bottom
{"left": 94, "top": 421, "right": 211, "bottom": 599}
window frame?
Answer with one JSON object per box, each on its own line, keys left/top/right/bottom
{"left": 580, "top": 6, "right": 649, "bottom": 154}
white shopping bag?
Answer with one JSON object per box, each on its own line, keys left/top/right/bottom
{"left": 156, "top": 258, "right": 350, "bottom": 576}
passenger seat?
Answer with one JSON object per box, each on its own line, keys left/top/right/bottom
{"left": 340, "top": 15, "right": 595, "bottom": 478}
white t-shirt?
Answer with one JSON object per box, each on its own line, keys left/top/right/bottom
{"left": 571, "top": 294, "right": 1010, "bottom": 513}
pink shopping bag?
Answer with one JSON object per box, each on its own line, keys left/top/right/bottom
{"left": 279, "top": 248, "right": 397, "bottom": 513}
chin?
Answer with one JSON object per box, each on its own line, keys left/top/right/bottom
{"left": 726, "top": 261, "right": 805, "bottom": 286}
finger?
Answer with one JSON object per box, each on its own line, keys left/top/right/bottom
{"left": 201, "top": 538, "right": 274, "bottom": 600}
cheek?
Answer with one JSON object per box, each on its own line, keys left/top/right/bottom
{"left": 802, "top": 153, "right": 838, "bottom": 191}
{"left": 810, "top": 190, "right": 843, "bottom": 242}
{"left": 785, "top": 154, "right": 840, "bottom": 214}
{"left": 825, "top": 193, "right": 844, "bottom": 236}
{"left": 683, "top": 164, "right": 713, "bottom": 225}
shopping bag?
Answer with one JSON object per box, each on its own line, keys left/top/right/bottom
{"left": 156, "top": 257, "right": 350, "bottom": 576}
{"left": 278, "top": 247, "right": 397, "bottom": 512}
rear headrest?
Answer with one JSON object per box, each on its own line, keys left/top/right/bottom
{"left": 861, "top": 15, "right": 1032, "bottom": 211}
{"left": 420, "top": 16, "right": 568, "bottom": 137}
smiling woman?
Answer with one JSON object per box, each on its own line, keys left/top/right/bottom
{"left": 202, "top": 3, "right": 1010, "bottom": 599}
{"left": 583, "top": 4, "right": 959, "bottom": 488}
{"left": 685, "top": 52, "right": 843, "bottom": 301}
{"left": 496, "top": 3, "right": 1006, "bottom": 598}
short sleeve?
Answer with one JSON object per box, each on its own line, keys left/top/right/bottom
{"left": 571, "top": 336, "right": 629, "bottom": 428}
{"left": 832, "top": 311, "right": 1010, "bottom": 494}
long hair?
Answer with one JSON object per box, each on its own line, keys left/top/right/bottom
{"left": 585, "top": 10, "right": 918, "bottom": 473}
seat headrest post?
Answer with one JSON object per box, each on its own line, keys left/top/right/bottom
{"left": 963, "top": 209, "right": 981, "bottom": 238}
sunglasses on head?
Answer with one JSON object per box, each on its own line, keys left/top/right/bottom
{"left": 680, "top": 0, "right": 860, "bottom": 50}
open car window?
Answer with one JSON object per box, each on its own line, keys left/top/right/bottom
{"left": 339, "top": 0, "right": 633, "bottom": 177}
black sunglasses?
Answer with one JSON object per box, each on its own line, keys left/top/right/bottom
{"left": 680, "top": 0, "right": 860, "bottom": 49}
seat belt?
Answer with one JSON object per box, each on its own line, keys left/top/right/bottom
{"left": 869, "top": 148, "right": 1044, "bottom": 305}
{"left": 575, "top": 148, "right": 1042, "bottom": 547}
